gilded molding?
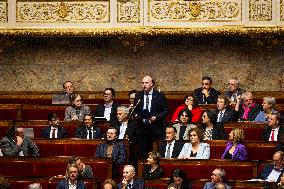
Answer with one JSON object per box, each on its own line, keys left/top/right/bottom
{"left": 0, "top": 1, "right": 7, "bottom": 23}
{"left": 16, "top": 1, "right": 110, "bottom": 23}
{"left": 148, "top": 0, "right": 241, "bottom": 22}
{"left": 281, "top": 0, "right": 284, "bottom": 21}
{"left": 117, "top": 0, "right": 140, "bottom": 23}
{"left": 249, "top": 0, "right": 272, "bottom": 21}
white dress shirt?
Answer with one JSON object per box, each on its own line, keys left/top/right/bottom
{"left": 49, "top": 126, "right": 58, "bottom": 138}
{"left": 118, "top": 122, "right": 127, "bottom": 139}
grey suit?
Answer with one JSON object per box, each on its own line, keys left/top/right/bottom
{"left": 0, "top": 136, "right": 39, "bottom": 157}
{"left": 64, "top": 104, "right": 91, "bottom": 122}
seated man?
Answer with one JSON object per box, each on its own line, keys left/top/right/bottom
{"left": 0, "top": 125, "right": 39, "bottom": 157}
{"left": 95, "top": 127, "right": 126, "bottom": 178}
{"left": 118, "top": 165, "right": 144, "bottom": 189}
{"left": 194, "top": 76, "right": 220, "bottom": 104}
{"left": 94, "top": 88, "right": 120, "bottom": 125}
{"left": 262, "top": 111, "right": 284, "bottom": 142}
{"left": 203, "top": 168, "right": 231, "bottom": 189}
{"left": 257, "top": 151, "right": 284, "bottom": 182}
{"left": 224, "top": 77, "right": 245, "bottom": 104}
{"left": 75, "top": 114, "right": 102, "bottom": 139}
{"left": 68, "top": 156, "right": 93, "bottom": 179}
{"left": 41, "top": 113, "right": 68, "bottom": 139}
{"left": 158, "top": 126, "right": 184, "bottom": 158}
{"left": 216, "top": 95, "right": 236, "bottom": 123}
{"left": 63, "top": 80, "right": 74, "bottom": 96}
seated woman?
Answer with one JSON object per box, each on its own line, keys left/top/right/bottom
{"left": 64, "top": 93, "right": 91, "bottom": 122}
{"left": 221, "top": 128, "right": 248, "bottom": 161}
{"left": 142, "top": 151, "right": 164, "bottom": 180}
{"left": 254, "top": 96, "right": 277, "bottom": 122}
{"left": 173, "top": 108, "right": 197, "bottom": 141}
{"left": 168, "top": 169, "right": 192, "bottom": 189}
{"left": 171, "top": 94, "right": 203, "bottom": 123}
{"left": 235, "top": 91, "right": 262, "bottom": 122}
{"left": 178, "top": 127, "right": 210, "bottom": 159}
{"left": 200, "top": 109, "right": 227, "bottom": 140}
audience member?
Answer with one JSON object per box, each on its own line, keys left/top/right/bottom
{"left": 234, "top": 91, "right": 262, "bottom": 122}
{"left": 142, "top": 151, "right": 164, "bottom": 180}
{"left": 257, "top": 151, "right": 284, "bottom": 182}
{"left": 134, "top": 75, "right": 169, "bottom": 159}
{"left": 171, "top": 93, "right": 203, "bottom": 123}
{"left": 128, "top": 90, "right": 137, "bottom": 110}
{"left": 95, "top": 127, "right": 126, "bottom": 178}
{"left": 103, "top": 179, "right": 117, "bottom": 189}
{"left": 262, "top": 111, "right": 284, "bottom": 142}
{"left": 255, "top": 96, "right": 277, "bottom": 122}
{"left": 214, "top": 182, "right": 226, "bottom": 189}
{"left": 75, "top": 114, "right": 102, "bottom": 139}
{"left": 118, "top": 165, "right": 144, "bottom": 189}
{"left": 63, "top": 81, "right": 74, "bottom": 96}
{"left": 94, "top": 88, "right": 120, "bottom": 125}
{"left": 194, "top": 76, "right": 220, "bottom": 104}
{"left": 0, "top": 125, "right": 39, "bottom": 157}
{"left": 200, "top": 109, "right": 227, "bottom": 140}
{"left": 0, "top": 176, "right": 10, "bottom": 189}
{"left": 68, "top": 156, "right": 93, "bottom": 179}
{"left": 27, "top": 183, "right": 42, "bottom": 189}
{"left": 158, "top": 126, "right": 184, "bottom": 158}
{"left": 168, "top": 169, "right": 192, "bottom": 189}
{"left": 216, "top": 96, "right": 236, "bottom": 123}
{"left": 41, "top": 113, "right": 68, "bottom": 139}
{"left": 56, "top": 164, "right": 87, "bottom": 189}
{"left": 173, "top": 108, "right": 197, "bottom": 140}
{"left": 64, "top": 93, "right": 91, "bottom": 122}
{"left": 221, "top": 128, "right": 247, "bottom": 161}
{"left": 203, "top": 168, "right": 231, "bottom": 189}
{"left": 224, "top": 77, "right": 245, "bottom": 104}
{"left": 178, "top": 127, "right": 210, "bottom": 159}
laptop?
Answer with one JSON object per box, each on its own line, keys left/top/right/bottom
{"left": 52, "top": 93, "right": 70, "bottom": 105}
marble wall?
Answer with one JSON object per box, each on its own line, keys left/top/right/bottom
{"left": 0, "top": 37, "right": 283, "bottom": 92}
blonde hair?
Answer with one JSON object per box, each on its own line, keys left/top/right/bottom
{"left": 231, "top": 128, "right": 245, "bottom": 143}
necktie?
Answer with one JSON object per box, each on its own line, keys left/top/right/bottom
{"left": 145, "top": 93, "right": 149, "bottom": 110}
{"left": 127, "top": 184, "right": 132, "bottom": 189}
{"left": 271, "top": 129, "right": 275, "bottom": 141}
{"left": 233, "top": 94, "right": 237, "bottom": 102}
{"left": 88, "top": 128, "right": 92, "bottom": 139}
{"left": 218, "top": 112, "right": 223, "bottom": 122}
{"left": 166, "top": 143, "right": 172, "bottom": 158}
{"left": 52, "top": 128, "right": 56, "bottom": 138}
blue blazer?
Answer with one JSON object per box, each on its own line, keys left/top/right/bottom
{"left": 41, "top": 126, "right": 68, "bottom": 139}
{"left": 95, "top": 140, "right": 126, "bottom": 165}
{"left": 117, "top": 179, "right": 144, "bottom": 189}
{"left": 221, "top": 141, "right": 248, "bottom": 161}
{"left": 75, "top": 124, "right": 102, "bottom": 139}
{"left": 56, "top": 179, "right": 87, "bottom": 189}
{"left": 257, "top": 164, "right": 284, "bottom": 182}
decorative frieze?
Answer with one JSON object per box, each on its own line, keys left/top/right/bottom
{"left": 249, "top": 0, "right": 272, "bottom": 21}
{"left": 0, "top": 0, "right": 7, "bottom": 23}
{"left": 16, "top": 1, "right": 110, "bottom": 22}
{"left": 117, "top": 0, "right": 140, "bottom": 23}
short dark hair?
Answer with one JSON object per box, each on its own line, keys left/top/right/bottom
{"left": 177, "top": 108, "right": 193, "bottom": 123}
{"left": 128, "top": 90, "right": 137, "bottom": 97}
{"left": 105, "top": 88, "right": 115, "bottom": 97}
{"left": 183, "top": 93, "right": 198, "bottom": 107}
{"left": 70, "top": 93, "right": 82, "bottom": 105}
{"left": 166, "top": 126, "right": 177, "bottom": 133}
{"left": 202, "top": 76, "right": 212, "bottom": 84}
{"left": 107, "top": 127, "right": 118, "bottom": 135}
{"left": 47, "top": 113, "right": 58, "bottom": 122}
{"left": 188, "top": 127, "right": 204, "bottom": 141}
{"left": 205, "top": 109, "right": 218, "bottom": 123}
{"left": 217, "top": 95, "right": 230, "bottom": 106}
{"left": 7, "top": 125, "right": 18, "bottom": 138}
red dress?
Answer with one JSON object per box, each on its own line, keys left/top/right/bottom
{"left": 171, "top": 104, "right": 203, "bottom": 123}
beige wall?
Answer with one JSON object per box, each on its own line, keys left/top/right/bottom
{"left": 0, "top": 37, "right": 283, "bottom": 92}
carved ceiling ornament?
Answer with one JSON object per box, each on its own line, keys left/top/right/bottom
{"left": 118, "top": 35, "right": 148, "bottom": 51}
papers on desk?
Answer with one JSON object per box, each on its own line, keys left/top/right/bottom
{"left": 246, "top": 179, "right": 264, "bottom": 182}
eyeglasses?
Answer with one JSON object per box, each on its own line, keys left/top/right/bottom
{"left": 186, "top": 98, "right": 194, "bottom": 101}
{"left": 244, "top": 99, "right": 252, "bottom": 102}
{"left": 228, "top": 83, "right": 236, "bottom": 86}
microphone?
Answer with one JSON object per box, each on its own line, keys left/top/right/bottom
{"left": 128, "top": 99, "right": 141, "bottom": 118}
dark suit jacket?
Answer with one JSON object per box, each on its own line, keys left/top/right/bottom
{"left": 0, "top": 136, "right": 39, "bottom": 157}
{"left": 262, "top": 126, "right": 284, "bottom": 142}
{"left": 193, "top": 87, "right": 220, "bottom": 104}
{"left": 257, "top": 164, "right": 284, "bottom": 182}
{"left": 224, "top": 88, "right": 245, "bottom": 102}
{"left": 94, "top": 102, "right": 120, "bottom": 126}
{"left": 158, "top": 140, "right": 184, "bottom": 158}
{"left": 117, "top": 178, "right": 144, "bottom": 189}
{"left": 56, "top": 179, "right": 87, "bottom": 189}
{"left": 41, "top": 125, "right": 68, "bottom": 139}
{"left": 95, "top": 140, "right": 126, "bottom": 165}
{"left": 134, "top": 90, "right": 169, "bottom": 137}
{"left": 237, "top": 103, "right": 262, "bottom": 121}
{"left": 200, "top": 123, "right": 227, "bottom": 140}
{"left": 112, "top": 119, "right": 138, "bottom": 141}
{"left": 75, "top": 124, "right": 102, "bottom": 139}
{"left": 217, "top": 108, "right": 236, "bottom": 123}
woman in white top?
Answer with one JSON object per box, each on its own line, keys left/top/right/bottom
{"left": 178, "top": 127, "right": 210, "bottom": 159}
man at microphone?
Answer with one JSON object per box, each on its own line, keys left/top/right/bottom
{"left": 118, "top": 165, "right": 144, "bottom": 189}
{"left": 134, "top": 75, "right": 169, "bottom": 159}
{"left": 41, "top": 113, "right": 68, "bottom": 139}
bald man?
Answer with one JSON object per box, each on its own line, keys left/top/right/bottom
{"left": 134, "top": 75, "right": 169, "bottom": 159}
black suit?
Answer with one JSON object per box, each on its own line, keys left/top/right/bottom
{"left": 158, "top": 140, "right": 184, "bottom": 158}
{"left": 117, "top": 178, "right": 144, "bottom": 189}
{"left": 262, "top": 126, "right": 284, "bottom": 142}
{"left": 217, "top": 108, "right": 236, "bottom": 123}
{"left": 200, "top": 123, "right": 227, "bottom": 140}
{"left": 94, "top": 102, "right": 120, "bottom": 126}
{"left": 193, "top": 87, "right": 220, "bottom": 104}
{"left": 75, "top": 124, "right": 102, "bottom": 139}
{"left": 41, "top": 125, "right": 68, "bottom": 139}
{"left": 112, "top": 119, "right": 138, "bottom": 141}
{"left": 134, "top": 89, "right": 169, "bottom": 159}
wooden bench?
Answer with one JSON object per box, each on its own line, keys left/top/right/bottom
{"left": 153, "top": 140, "right": 276, "bottom": 160}
{"left": 4, "top": 176, "right": 99, "bottom": 189}
{"left": 138, "top": 159, "right": 259, "bottom": 180}
{"left": 0, "top": 104, "right": 22, "bottom": 120}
